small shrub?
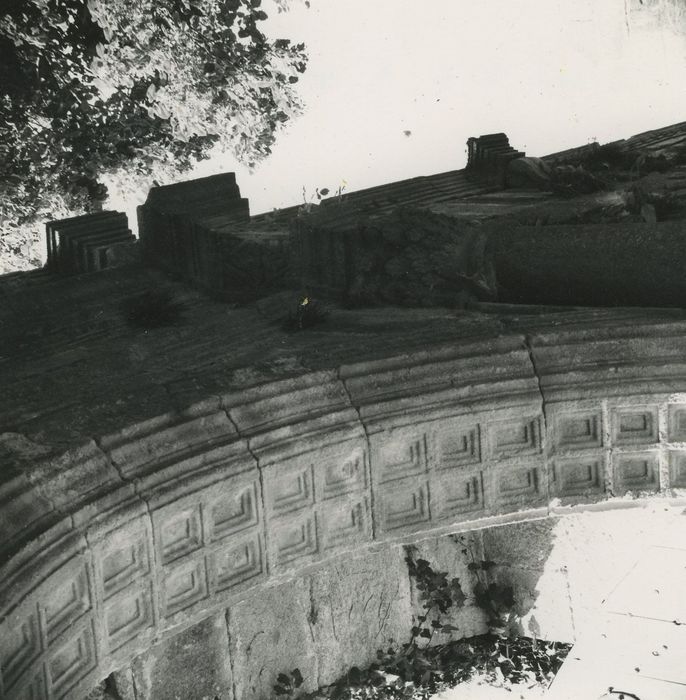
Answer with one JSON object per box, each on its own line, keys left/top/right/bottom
{"left": 122, "top": 289, "right": 184, "bottom": 329}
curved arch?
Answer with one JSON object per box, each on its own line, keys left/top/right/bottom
{"left": 2, "top": 319, "right": 686, "bottom": 699}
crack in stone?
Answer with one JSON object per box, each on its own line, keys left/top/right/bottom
{"left": 336, "top": 367, "right": 375, "bottom": 540}
{"left": 245, "top": 629, "right": 265, "bottom": 658}
{"left": 224, "top": 609, "right": 239, "bottom": 700}
{"left": 523, "top": 334, "right": 550, "bottom": 505}
{"left": 221, "top": 404, "right": 269, "bottom": 579}
{"left": 561, "top": 565, "right": 577, "bottom": 643}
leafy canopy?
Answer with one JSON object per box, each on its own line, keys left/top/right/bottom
{"left": 0, "top": 0, "right": 307, "bottom": 258}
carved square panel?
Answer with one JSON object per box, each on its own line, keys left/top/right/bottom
{"left": 0, "top": 609, "right": 41, "bottom": 692}
{"left": 377, "top": 435, "right": 428, "bottom": 483}
{"left": 270, "top": 512, "right": 318, "bottom": 567}
{"left": 556, "top": 412, "right": 602, "bottom": 450}
{"left": 265, "top": 464, "right": 314, "bottom": 518}
{"left": 42, "top": 564, "right": 91, "bottom": 643}
{"left": 489, "top": 418, "right": 541, "bottom": 459}
{"left": 320, "top": 497, "right": 371, "bottom": 551}
{"left": 378, "top": 481, "right": 431, "bottom": 532}
{"left": 319, "top": 450, "right": 367, "bottom": 500}
{"left": 433, "top": 472, "right": 484, "bottom": 520}
{"left": 6, "top": 669, "right": 46, "bottom": 700}
{"left": 612, "top": 407, "right": 658, "bottom": 445}
{"left": 552, "top": 457, "right": 604, "bottom": 497}
{"left": 496, "top": 464, "right": 541, "bottom": 504}
{"left": 437, "top": 425, "right": 480, "bottom": 471}
{"left": 104, "top": 583, "right": 155, "bottom": 652}
{"left": 668, "top": 405, "right": 686, "bottom": 442}
{"left": 209, "top": 481, "right": 259, "bottom": 541}
{"left": 157, "top": 505, "right": 203, "bottom": 565}
{"left": 669, "top": 451, "right": 686, "bottom": 488}
{"left": 47, "top": 622, "right": 96, "bottom": 696}
{"left": 614, "top": 453, "right": 659, "bottom": 493}
{"left": 210, "top": 533, "right": 264, "bottom": 593}
{"left": 163, "top": 559, "right": 209, "bottom": 616}
{"left": 100, "top": 535, "right": 150, "bottom": 600}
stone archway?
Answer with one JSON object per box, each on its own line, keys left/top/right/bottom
{"left": 3, "top": 311, "right": 686, "bottom": 699}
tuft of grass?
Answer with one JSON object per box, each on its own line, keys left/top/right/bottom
{"left": 122, "top": 289, "right": 184, "bottom": 329}
{"left": 282, "top": 296, "right": 328, "bottom": 332}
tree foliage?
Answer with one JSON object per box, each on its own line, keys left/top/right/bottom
{"left": 0, "top": 0, "right": 307, "bottom": 266}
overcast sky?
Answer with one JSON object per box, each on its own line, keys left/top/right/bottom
{"left": 156, "top": 1, "right": 686, "bottom": 215}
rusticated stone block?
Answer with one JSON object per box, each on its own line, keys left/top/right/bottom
{"left": 481, "top": 519, "right": 557, "bottom": 572}
{"left": 668, "top": 450, "right": 686, "bottom": 488}
{"left": 261, "top": 437, "right": 372, "bottom": 574}
{"left": 308, "top": 546, "right": 413, "bottom": 683}
{"left": 553, "top": 409, "right": 603, "bottom": 451}
{"left": 408, "top": 535, "right": 487, "bottom": 641}
{"left": 551, "top": 456, "right": 606, "bottom": 500}
{"left": 0, "top": 597, "right": 43, "bottom": 696}
{"left": 47, "top": 618, "right": 98, "bottom": 698}
{"left": 120, "top": 614, "right": 234, "bottom": 700}
{"left": 491, "top": 461, "right": 546, "bottom": 509}
{"left": 431, "top": 470, "right": 485, "bottom": 522}
{"left": 227, "top": 578, "right": 319, "bottom": 700}
{"left": 667, "top": 404, "right": 686, "bottom": 442}
{"left": 150, "top": 470, "right": 265, "bottom": 625}
{"left": 613, "top": 451, "right": 660, "bottom": 494}
{"left": 0, "top": 548, "right": 101, "bottom": 700}
{"left": 486, "top": 416, "right": 542, "bottom": 461}
{"left": 611, "top": 406, "right": 659, "bottom": 445}
{"left": 481, "top": 519, "right": 574, "bottom": 642}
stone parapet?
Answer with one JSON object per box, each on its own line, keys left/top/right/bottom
{"left": 466, "top": 133, "right": 525, "bottom": 187}
{"left": 45, "top": 212, "right": 136, "bottom": 275}
{"left": 137, "top": 174, "right": 294, "bottom": 301}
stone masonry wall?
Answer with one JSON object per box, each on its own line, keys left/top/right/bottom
{"left": 3, "top": 321, "right": 686, "bottom": 698}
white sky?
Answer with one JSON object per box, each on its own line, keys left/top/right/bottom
{"left": 130, "top": 0, "right": 686, "bottom": 217}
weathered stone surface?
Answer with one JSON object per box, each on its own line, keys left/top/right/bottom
{"left": 227, "top": 579, "right": 318, "bottom": 699}
{"left": 466, "top": 133, "right": 525, "bottom": 187}
{"left": 137, "top": 173, "right": 295, "bottom": 301}
{"left": 481, "top": 519, "right": 556, "bottom": 571}
{"left": 4, "top": 306, "right": 686, "bottom": 697}
{"left": 7, "top": 123, "right": 686, "bottom": 699}
{"left": 122, "top": 615, "right": 234, "bottom": 700}
{"left": 409, "top": 535, "right": 487, "bottom": 640}
{"left": 46, "top": 211, "right": 134, "bottom": 275}
{"left": 494, "top": 221, "right": 686, "bottom": 306}
{"left": 308, "top": 546, "right": 413, "bottom": 683}
{"left": 481, "top": 519, "right": 575, "bottom": 642}
{"left": 294, "top": 206, "right": 497, "bottom": 307}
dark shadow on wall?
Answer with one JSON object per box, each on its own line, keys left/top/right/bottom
{"left": 477, "top": 517, "right": 562, "bottom": 641}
